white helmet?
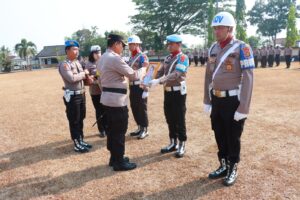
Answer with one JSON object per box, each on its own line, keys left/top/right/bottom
{"left": 128, "top": 35, "right": 142, "bottom": 44}
{"left": 90, "top": 45, "right": 101, "bottom": 52}
{"left": 211, "top": 12, "right": 236, "bottom": 27}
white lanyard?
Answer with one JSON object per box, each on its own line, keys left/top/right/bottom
{"left": 167, "top": 53, "right": 182, "bottom": 75}
{"left": 212, "top": 42, "right": 240, "bottom": 81}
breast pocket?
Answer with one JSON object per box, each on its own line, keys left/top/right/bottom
{"left": 222, "top": 57, "right": 236, "bottom": 73}
{"left": 208, "top": 56, "right": 216, "bottom": 73}
{"left": 71, "top": 67, "right": 78, "bottom": 74}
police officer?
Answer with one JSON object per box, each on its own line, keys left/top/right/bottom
{"left": 275, "top": 46, "right": 281, "bottom": 67}
{"left": 149, "top": 34, "right": 189, "bottom": 158}
{"left": 58, "top": 40, "right": 92, "bottom": 153}
{"left": 97, "top": 34, "right": 138, "bottom": 171}
{"left": 193, "top": 48, "right": 199, "bottom": 66}
{"left": 260, "top": 46, "right": 267, "bottom": 68}
{"left": 200, "top": 49, "right": 205, "bottom": 66}
{"left": 253, "top": 47, "right": 259, "bottom": 68}
{"left": 267, "top": 45, "right": 275, "bottom": 67}
{"left": 86, "top": 45, "right": 106, "bottom": 138}
{"left": 203, "top": 12, "right": 254, "bottom": 186}
{"left": 284, "top": 46, "right": 293, "bottom": 68}
{"left": 127, "top": 35, "right": 149, "bottom": 139}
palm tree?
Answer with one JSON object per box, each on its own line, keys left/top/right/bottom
{"left": 14, "top": 39, "right": 36, "bottom": 68}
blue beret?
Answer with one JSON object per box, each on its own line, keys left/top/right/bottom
{"left": 65, "top": 40, "right": 80, "bottom": 48}
{"left": 166, "top": 34, "right": 182, "bottom": 43}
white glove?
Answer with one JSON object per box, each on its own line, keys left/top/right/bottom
{"left": 142, "top": 91, "right": 149, "bottom": 99}
{"left": 203, "top": 104, "right": 212, "bottom": 114}
{"left": 234, "top": 111, "right": 247, "bottom": 121}
{"left": 149, "top": 79, "right": 160, "bottom": 87}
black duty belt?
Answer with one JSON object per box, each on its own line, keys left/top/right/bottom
{"left": 102, "top": 87, "right": 127, "bottom": 94}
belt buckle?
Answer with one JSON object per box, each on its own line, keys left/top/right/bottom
{"left": 215, "top": 90, "right": 222, "bottom": 97}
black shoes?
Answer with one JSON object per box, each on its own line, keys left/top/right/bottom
{"left": 79, "top": 136, "right": 92, "bottom": 149}
{"left": 109, "top": 156, "right": 129, "bottom": 167}
{"left": 175, "top": 141, "right": 185, "bottom": 158}
{"left": 112, "top": 158, "right": 137, "bottom": 171}
{"left": 99, "top": 130, "right": 106, "bottom": 138}
{"left": 208, "top": 158, "right": 227, "bottom": 179}
{"left": 161, "top": 139, "right": 178, "bottom": 154}
{"left": 130, "top": 126, "right": 141, "bottom": 137}
{"left": 73, "top": 139, "right": 89, "bottom": 153}
{"left": 223, "top": 162, "right": 238, "bottom": 186}
{"left": 137, "top": 127, "right": 149, "bottom": 139}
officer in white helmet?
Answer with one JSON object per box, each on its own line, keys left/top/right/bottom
{"left": 203, "top": 12, "right": 254, "bottom": 186}
{"left": 127, "top": 35, "right": 150, "bottom": 139}
{"left": 85, "top": 45, "right": 107, "bottom": 138}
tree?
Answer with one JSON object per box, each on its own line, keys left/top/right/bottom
{"left": 14, "top": 39, "right": 36, "bottom": 66}
{"left": 248, "top": 0, "right": 293, "bottom": 46}
{"left": 66, "top": 27, "right": 129, "bottom": 56}
{"left": 247, "top": 36, "right": 262, "bottom": 48}
{"left": 0, "top": 46, "right": 12, "bottom": 72}
{"left": 130, "top": 0, "right": 208, "bottom": 51}
{"left": 207, "top": 0, "right": 216, "bottom": 47}
{"left": 286, "top": 3, "right": 299, "bottom": 47}
{"left": 235, "top": 0, "right": 247, "bottom": 42}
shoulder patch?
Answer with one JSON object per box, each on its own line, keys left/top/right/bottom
{"left": 240, "top": 44, "right": 255, "bottom": 70}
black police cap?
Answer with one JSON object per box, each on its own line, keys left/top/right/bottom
{"left": 107, "top": 34, "right": 127, "bottom": 46}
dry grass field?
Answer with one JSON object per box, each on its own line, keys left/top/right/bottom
{"left": 0, "top": 63, "right": 299, "bottom": 200}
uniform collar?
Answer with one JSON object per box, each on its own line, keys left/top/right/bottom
{"left": 131, "top": 49, "right": 140, "bottom": 57}
{"left": 171, "top": 50, "right": 181, "bottom": 58}
{"left": 219, "top": 35, "right": 234, "bottom": 49}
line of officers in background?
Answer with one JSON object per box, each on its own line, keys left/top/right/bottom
{"left": 252, "top": 45, "right": 293, "bottom": 68}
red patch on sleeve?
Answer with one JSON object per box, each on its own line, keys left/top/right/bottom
{"left": 180, "top": 55, "right": 185, "bottom": 62}
{"left": 242, "top": 47, "right": 251, "bottom": 58}
{"left": 63, "top": 63, "right": 68, "bottom": 69}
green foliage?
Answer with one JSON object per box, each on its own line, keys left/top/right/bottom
{"left": 66, "top": 27, "right": 129, "bottom": 56}
{"left": 130, "top": 0, "right": 208, "bottom": 51}
{"left": 248, "top": 0, "right": 293, "bottom": 45}
{"left": 286, "top": 4, "right": 299, "bottom": 47}
{"left": 0, "top": 46, "right": 12, "bottom": 72}
{"left": 247, "top": 36, "right": 262, "bottom": 48}
{"left": 235, "top": 0, "right": 247, "bottom": 42}
{"left": 14, "top": 39, "right": 36, "bottom": 59}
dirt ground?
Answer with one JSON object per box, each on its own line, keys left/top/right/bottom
{"left": 0, "top": 62, "right": 299, "bottom": 200}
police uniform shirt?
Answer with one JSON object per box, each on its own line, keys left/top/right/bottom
{"left": 204, "top": 39, "right": 254, "bottom": 114}
{"left": 156, "top": 52, "right": 189, "bottom": 87}
{"left": 128, "top": 52, "right": 149, "bottom": 80}
{"left": 284, "top": 47, "right": 293, "bottom": 56}
{"left": 97, "top": 49, "right": 139, "bottom": 107}
{"left": 85, "top": 61, "right": 101, "bottom": 95}
{"left": 260, "top": 48, "right": 267, "bottom": 56}
{"left": 59, "top": 60, "right": 85, "bottom": 91}
{"left": 275, "top": 48, "right": 281, "bottom": 56}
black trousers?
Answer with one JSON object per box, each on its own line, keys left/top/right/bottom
{"left": 261, "top": 56, "right": 267, "bottom": 68}
{"left": 285, "top": 55, "right": 291, "bottom": 68}
{"left": 211, "top": 94, "right": 246, "bottom": 163}
{"left": 104, "top": 106, "right": 128, "bottom": 162}
{"left": 91, "top": 94, "right": 106, "bottom": 133}
{"left": 193, "top": 56, "right": 199, "bottom": 66}
{"left": 254, "top": 56, "right": 258, "bottom": 68}
{"left": 200, "top": 57, "right": 205, "bottom": 65}
{"left": 63, "top": 94, "right": 86, "bottom": 140}
{"left": 268, "top": 55, "right": 274, "bottom": 67}
{"left": 188, "top": 58, "right": 192, "bottom": 66}
{"left": 164, "top": 91, "right": 187, "bottom": 142}
{"left": 275, "top": 55, "right": 280, "bottom": 66}
{"left": 129, "top": 85, "right": 148, "bottom": 128}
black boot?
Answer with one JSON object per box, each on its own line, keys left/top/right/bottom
{"left": 73, "top": 139, "right": 89, "bottom": 153}
{"left": 129, "top": 126, "right": 141, "bottom": 137}
{"left": 113, "top": 159, "right": 137, "bottom": 171}
{"left": 79, "top": 136, "right": 92, "bottom": 149}
{"left": 99, "top": 130, "right": 106, "bottom": 138}
{"left": 208, "top": 158, "right": 227, "bottom": 179}
{"left": 175, "top": 141, "right": 185, "bottom": 158}
{"left": 109, "top": 156, "right": 130, "bottom": 167}
{"left": 161, "top": 138, "right": 178, "bottom": 154}
{"left": 138, "top": 127, "right": 149, "bottom": 139}
{"left": 223, "top": 161, "right": 238, "bottom": 186}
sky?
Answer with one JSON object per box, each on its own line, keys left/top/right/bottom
{"left": 0, "top": 0, "right": 299, "bottom": 53}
